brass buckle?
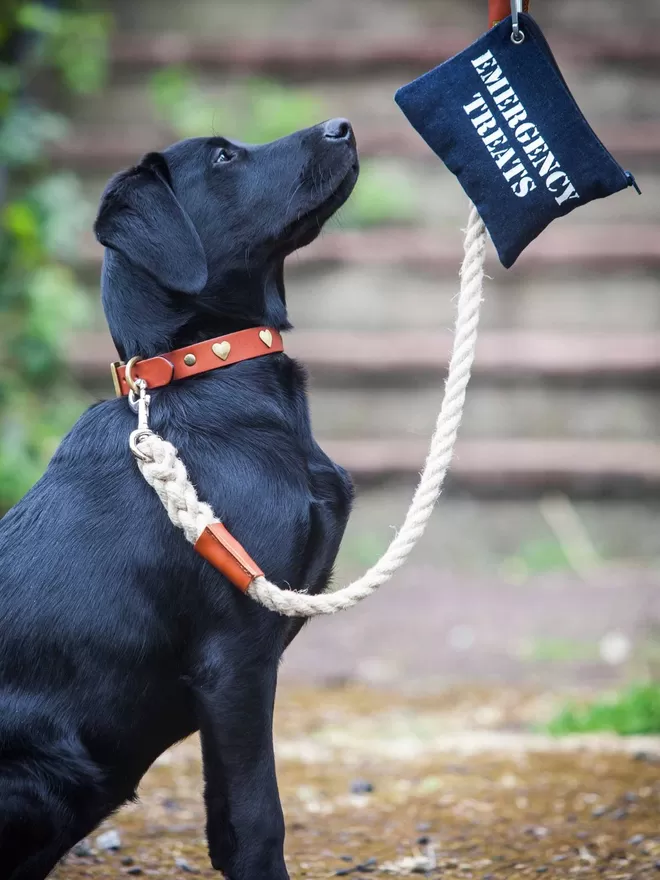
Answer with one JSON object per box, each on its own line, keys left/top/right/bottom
{"left": 110, "top": 356, "right": 143, "bottom": 397}
{"left": 110, "top": 361, "right": 124, "bottom": 397}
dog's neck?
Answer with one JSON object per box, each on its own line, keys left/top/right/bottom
{"left": 102, "top": 252, "right": 292, "bottom": 361}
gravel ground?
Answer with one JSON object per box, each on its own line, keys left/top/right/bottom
{"left": 53, "top": 686, "right": 660, "bottom": 879}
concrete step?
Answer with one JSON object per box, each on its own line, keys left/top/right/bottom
{"left": 58, "top": 68, "right": 660, "bottom": 135}
{"left": 73, "top": 338, "right": 660, "bottom": 493}
{"left": 75, "top": 330, "right": 660, "bottom": 383}
{"left": 74, "top": 328, "right": 660, "bottom": 492}
{"left": 111, "top": 0, "right": 484, "bottom": 42}
{"left": 284, "top": 264, "right": 660, "bottom": 334}
{"left": 324, "top": 438, "right": 660, "bottom": 494}
{"left": 334, "top": 490, "right": 660, "bottom": 578}
{"left": 110, "top": 0, "right": 660, "bottom": 42}
{"left": 68, "top": 370, "right": 660, "bottom": 497}
{"left": 107, "top": 27, "right": 660, "bottom": 71}
{"left": 75, "top": 331, "right": 660, "bottom": 442}
{"left": 76, "top": 263, "right": 660, "bottom": 334}
{"left": 51, "top": 121, "right": 660, "bottom": 170}
{"left": 308, "top": 385, "right": 660, "bottom": 443}
{"left": 78, "top": 224, "right": 660, "bottom": 273}
{"left": 70, "top": 158, "right": 657, "bottom": 235}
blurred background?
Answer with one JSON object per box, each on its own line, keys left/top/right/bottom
{"left": 3, "top": 0, "right": 660, "bottom": 708}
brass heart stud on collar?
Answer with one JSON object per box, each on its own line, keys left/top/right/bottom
{"left": 212, "top": 341, "right": 231, "bottom": 361}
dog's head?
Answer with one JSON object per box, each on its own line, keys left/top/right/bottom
{"left": 95, "top": 120, "right": 358, "bottom": 356}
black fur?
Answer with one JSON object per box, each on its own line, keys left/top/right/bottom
{"left": 0, "top": 119, "right": 358, "bottom": 879}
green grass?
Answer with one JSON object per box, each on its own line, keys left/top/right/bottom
{"left": 525, "top": 638, "right": 600, "bottom": 664}
{"left": 546, "top": 683, "right": 660, "bottom": 736}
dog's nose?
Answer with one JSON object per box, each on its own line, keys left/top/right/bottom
{"left": 322, "top": 118, "right": 353, "bottom": 142}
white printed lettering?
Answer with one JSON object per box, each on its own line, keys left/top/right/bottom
{"left": 512, "top": 176, "right": 538, "bottom": 198}
{"left": 502, "top": 158, "right": 526, "bottom": 181}
{"left": 468, "top": 47, "right": 579, "bottom": 204}
{"left": 515, "top": 122, "right": 538, "bottom": 145}
{"left": 472, "top": 109, "right": 498, "bottom": 137}
{"left": 555, "top": 182, "right": 580, "bottom": 205}
{"left": 483, "top": 127, "right": 508, "bottom": 148}
{"left": 471, "top": 50, "right": 496, "bottom": 73}
{"left": 463, "top": 93, "right": 488, "bottom": 115}
{"left": 502, "top": 103, "right": 527, "bottom": 128}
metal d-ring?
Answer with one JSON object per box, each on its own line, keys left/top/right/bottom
{"left": 511, "top": 0, "right": 526, "bottom": 43}
{"left": 124, "top": 355, "right": 142, "bottom": 395}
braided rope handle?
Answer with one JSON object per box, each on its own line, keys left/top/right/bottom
{"left": 136, "top": 205, "right": 487, "bottom": 617}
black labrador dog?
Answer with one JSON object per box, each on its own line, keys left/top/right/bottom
{"left": 0, "top": 119, "right": 358, "bottom": 879}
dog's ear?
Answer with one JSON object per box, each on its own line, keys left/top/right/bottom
{"left": 94, "top": 152, "right": 208, "bottom": 295}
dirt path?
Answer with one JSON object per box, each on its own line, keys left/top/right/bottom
{"left": 54, "top": 687, "right": 660, "bottom": 879}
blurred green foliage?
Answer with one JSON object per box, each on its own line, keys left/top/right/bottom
{"left": 338, "top": 529, "right": 389, "bottom": 571}
{"left": 151, "top": 68, "right": 322, "bottom": 144}
{"left": 500, "top": 538, "right": 570, "bottom": 583}
{"left": 0, "top": 2, "right": 108, "bottom": 509}
{"left": 547, "top": 683, "right": 660, "bottom": 736}
{"left": 150, "top": 67, "right": 417, "bottom": 228}
{"left": 340, "top": 160, "right": 417, "bottom": 229}
{"left": 525, "top": 638, "right": 599, "bottom": 664}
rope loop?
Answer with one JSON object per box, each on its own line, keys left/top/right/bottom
{"left": 135, "top": 204, "right": 487, "bottom": 617}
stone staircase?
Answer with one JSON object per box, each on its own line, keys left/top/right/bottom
{"left": 54, "top": 0, "right": 660, "bottom": 572}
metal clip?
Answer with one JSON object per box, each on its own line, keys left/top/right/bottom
{"left": 511, "top": 0, "right": 525, "bottom": 43}
{"left": 128, "top": 379, "right": 154, "bottom": 462}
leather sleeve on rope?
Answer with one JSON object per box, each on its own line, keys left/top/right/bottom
{"left": 194, "top": 522, "right": 264, "bottom": 593}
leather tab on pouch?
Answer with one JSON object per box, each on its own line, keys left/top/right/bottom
{"left": 489, "top": 0, "right": 529, "bottom": 28}
{"left": 195, "top": 522, "right": 264, "bottom": 593}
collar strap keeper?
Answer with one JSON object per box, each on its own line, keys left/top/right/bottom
{"left": 110, "top": 326, "right": 283, "bottom": 397}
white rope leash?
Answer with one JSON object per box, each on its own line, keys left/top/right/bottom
{"left": 135, "top": 205, "right": 487, "bottom": 617}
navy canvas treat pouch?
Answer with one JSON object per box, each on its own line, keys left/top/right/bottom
{"left": 395, "top": 13, "right": 638, "bottom": 268}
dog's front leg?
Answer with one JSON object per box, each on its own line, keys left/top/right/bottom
{"left": 194, "top": 654, "right": 288, "bottom": 880}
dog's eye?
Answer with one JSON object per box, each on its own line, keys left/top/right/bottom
{"left": 213, "top": 148, "right": 234, "bottom": 164}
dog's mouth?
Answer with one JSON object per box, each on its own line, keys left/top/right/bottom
{"left": 280, "top": 161, "right": 359, "bottom": 252}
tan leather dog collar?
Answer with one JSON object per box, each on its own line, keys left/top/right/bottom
{"left": 111, "top": 327, "right": 283, "bottom": 397}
